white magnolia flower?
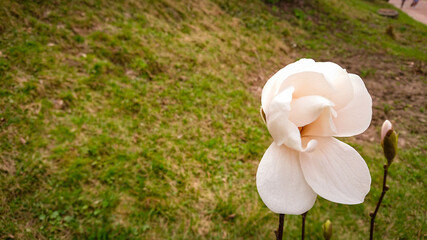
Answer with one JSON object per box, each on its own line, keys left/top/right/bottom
{"left": 257, "top": 59, "right": 372, "bottom": 214}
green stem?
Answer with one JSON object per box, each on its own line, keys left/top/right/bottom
{"left": 369, "top": 164, "right": 389, "bottom": 240}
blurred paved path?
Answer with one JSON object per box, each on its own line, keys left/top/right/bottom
{"left": 389, "top": 0, "right": 427, "bottom": 25}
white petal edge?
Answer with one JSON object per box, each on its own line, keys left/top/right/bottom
{"left": 300, "top": 137, "right": 371, "bottom": 204}
{"left": 333, "top": 74, "right": 372, "bottom": 137}
{"left": 256, "top": 143, "right": 317, "bottom": 214}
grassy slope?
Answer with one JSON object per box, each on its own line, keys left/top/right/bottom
{"left": 288, "top": 0, "right": 427, "bottom": 61}
{"left": 0, "top": 0, "right": 425, "bottom": 239}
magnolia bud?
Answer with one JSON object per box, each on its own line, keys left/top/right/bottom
{"left": 322, "top": 219, "right": 332, "bottom": 240}
{"left": 381, "top": 120, "right": 398, "bottom": 164}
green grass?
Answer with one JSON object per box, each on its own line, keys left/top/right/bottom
{"left": 0, "top": 0, "right": 426, "bottom": 239}
{"left": 282, "top": 0, "right": 427, "bottom": 61}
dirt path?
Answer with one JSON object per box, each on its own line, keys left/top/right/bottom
{"left": 389, "top": 0, "right": 427, "bottom": 25}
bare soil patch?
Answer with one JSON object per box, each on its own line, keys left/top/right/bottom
{"left": 332, "top": 53, "right": 426, "bottom": 148}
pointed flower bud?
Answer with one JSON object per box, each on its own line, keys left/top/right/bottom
{"left": 322, "top": 219, "right": 332, "bottom": 240}
{"left": 381, "top": 120, "right": 392, "bottom": 141}
{"left": 381, "top": 120, "right": 398, "bottom": 164}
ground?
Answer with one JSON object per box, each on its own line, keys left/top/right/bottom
{"left": 390, "top": 0, "right": 427, "bottom": 24}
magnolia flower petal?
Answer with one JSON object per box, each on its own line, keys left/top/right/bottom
{"left": 305, "top": 62, "right": 354, "bottom": 109}
{"left": 300, "top": 106, "right": 337, "bottom": 137}
{"left": 300, "top": 137, "right": 371, "bottom": 204}
{"left": 289, "top": 95, "right": 335, "bottom": 127}
{"left": 256, "top": 143, "right": 317, "bottom": 214}
{"left": 266, "top": 87, "right": 300, "bottom": 150}
{"left": 333, "top": 74, "right": 372, "bottom": 137}
{"left": 266, "top": 87, "right": 318, "bottom": 152}
{"left": 262, "top": 59, "right": 316, "bottom": 111}
{"left": 278, "top": 71, "right": 335, "bottom": 99}
{"left": 262, "top": 60, "right": 356, "bottom": 112}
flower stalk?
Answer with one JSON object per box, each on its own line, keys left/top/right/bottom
{"left": 370, "top": 120, "right": 398, "bottom": 239}
{"left": 301, "top": 212, "right": 307, "bottom": 240}
{"left": 275, "top": 214, "right": 285, "bottom": 240}
{"left": 369, "top": 164, "right": 390, "bottom": 240}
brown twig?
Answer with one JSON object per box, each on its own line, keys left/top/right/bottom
{"left": 369, "top": 164, "right": 390, "bottom": 240}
